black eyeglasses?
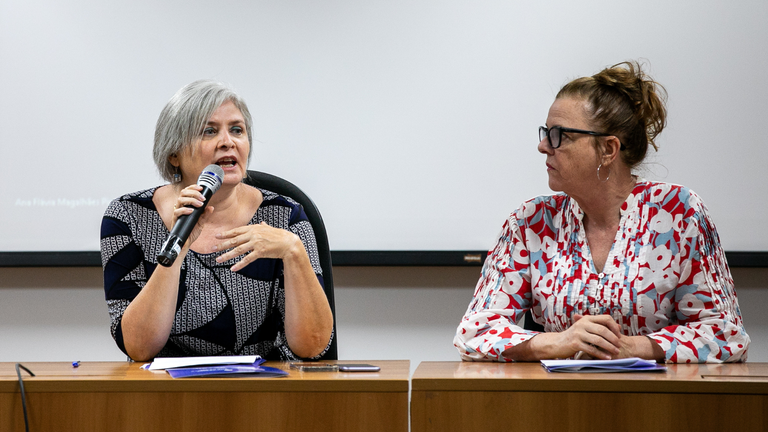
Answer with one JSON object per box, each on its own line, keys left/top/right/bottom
{"left": 539, "top": 126, "right": 615, "bottom": 149}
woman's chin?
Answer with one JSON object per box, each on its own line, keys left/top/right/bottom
{"left": 547, "top": 178, "right": 564, "bottom": 193}
{"left": 220, "top": 169, "right": 245, "bottom": 185}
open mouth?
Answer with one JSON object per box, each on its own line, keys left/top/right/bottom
{"left": 216, "top": 157, "right": 237, "bottom": 168}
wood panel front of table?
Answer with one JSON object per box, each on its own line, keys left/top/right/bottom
{"left": 411, "top": 361, "right": 768, "bottom": 432}
{"left": 0, "top": 360, "right": 409, "bottom": 432}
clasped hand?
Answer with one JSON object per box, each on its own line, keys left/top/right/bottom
{"left": 559, "top": 314, "right": 622, "bottom": 360}
{"left": 518, "top": 313, "right": 662, "bottom": 361}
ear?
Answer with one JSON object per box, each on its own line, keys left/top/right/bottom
{"left": 600, "top": 136, "right": 622, "bottom": 165}
{"left": 168, "top": 153, "right": 180, "bottom": 168}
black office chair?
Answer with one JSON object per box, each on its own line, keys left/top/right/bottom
{"left": 522, "top": 309, "right": 544, "bottom": 332}
{"left": 243, "top": 170, "right": 338, "bottom": 360}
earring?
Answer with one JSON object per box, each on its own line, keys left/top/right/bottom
{"left": 172, "top": 168, "right": 181, "bottom": 183}
{"left": 597, "top": 163, "right": 610, "bottom": 182}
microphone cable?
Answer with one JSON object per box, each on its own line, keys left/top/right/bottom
{"left": 15, "top": 363, "right": 35, "bottom": 432}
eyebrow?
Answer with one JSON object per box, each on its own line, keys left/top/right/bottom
{"left": 205, "top": 119, "right": 245, "bottom": 126}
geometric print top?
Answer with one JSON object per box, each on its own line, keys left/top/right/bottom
{"left": 101, "top": 185, "right": 332, "bottom": 361}
{"left": 455, "top": 181, "right": 750, "bottom": 363}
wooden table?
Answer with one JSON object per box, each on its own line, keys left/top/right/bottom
{"left": 411, "top": 361, "right": 768, "bottom": 432}
{"left": 0, "top": 360, "right": 409, "bottom": 432}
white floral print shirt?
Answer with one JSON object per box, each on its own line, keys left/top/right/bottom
{"left": 455, "top": 181, "right": 749, "bottom": 363}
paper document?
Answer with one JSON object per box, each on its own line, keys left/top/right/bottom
{"left": 148, "top": 355, "right": 260, "bottom": 371}
{"left": 166, "top": 361, "right": 288, "bottom": 378}
{"left": 541, "top": 357, "right": 667, "bottom": 373}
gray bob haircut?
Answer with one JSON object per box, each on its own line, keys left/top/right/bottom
{"left": 153, "top": 80, "right": 253, "bottom": 182}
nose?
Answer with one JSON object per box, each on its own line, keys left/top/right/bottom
{"left": 537, "top": 136, "right": 552, "bottom": 155}
{"left": 218, "top": 131, "right": 235, "bottom": 149}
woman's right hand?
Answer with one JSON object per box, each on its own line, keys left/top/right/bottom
{"left": 172, "top": 184, "right": 214, "bottom": 249}
{"left": 505, "top": 313, "right": 622, "bottom": 361}
{"left": 121, "top": 184, "right": 215, "bottom": 361}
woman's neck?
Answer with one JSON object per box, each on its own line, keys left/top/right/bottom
{"left": 575, "top": 171, "right": 637, "bottom": 229}
{"left": 174, "top": 181, "right": 244, "bottom": 223}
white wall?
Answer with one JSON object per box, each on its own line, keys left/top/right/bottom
{"left": 3, "top": 0, "right": 768, "bottom": 253}
{"left": 1, "top": 266, "right": 765, "bottom": 373}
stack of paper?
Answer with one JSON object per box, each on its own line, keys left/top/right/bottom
{"left": 146, "top": 355, "right": 288, "bottom": 378}
{"left": 541, "top": 357, "right": 667, "bottom": 373}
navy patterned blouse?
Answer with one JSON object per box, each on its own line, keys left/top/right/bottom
{"left": 100, "top": 185, "right": 331, "bottom": 360}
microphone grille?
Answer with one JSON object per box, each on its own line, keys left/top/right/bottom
{"left": 197, "top": 164, "right": 225, "bottom": 192}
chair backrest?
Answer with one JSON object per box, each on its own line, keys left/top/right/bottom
{"left": 243, "top": 170, "right": 338, "bottom": 360}
{"left": 522, "top": 310, "right": 544, "bottom": 332}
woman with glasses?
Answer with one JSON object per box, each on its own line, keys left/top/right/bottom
{"left": 454, "top": 61, "right": 749, "bottom": 363}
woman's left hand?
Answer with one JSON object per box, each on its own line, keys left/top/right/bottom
{"left": 213, "top": 222, "right": 302, "bottom": 271}
{"left": 213, "top": 220, "right": 333, "bottom": 358}
{"left": 577, "top": 334, "right": 665, "bottom": 361}
{"left": 615, "top": 334, "right": 665, "bottom": 361}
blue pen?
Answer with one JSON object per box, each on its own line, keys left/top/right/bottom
{"left": 72, "top": 361, "right": 80, "bottom": 368}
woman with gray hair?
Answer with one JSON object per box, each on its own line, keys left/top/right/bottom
{"left": 101, "top": 80, "right": 334, "bottom": 361}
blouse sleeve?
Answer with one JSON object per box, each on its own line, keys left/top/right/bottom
{"left": 453, "top": 215, "right": 539, "bottom": 362}
{"left": 100, "top": 198, "right": 148, "bottom": 357}
{"left": 647, "top": 194, "right": 750, "bottom": 363}
{"left": 281, "top": 202, "right": 334, "bottom": 360}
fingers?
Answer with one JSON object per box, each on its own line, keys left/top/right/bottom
{"left": 579, "top": 343, "right": 613, "bottom": 360}
{"left": 212, "top": 226, "right": 250, "bottom": 254}
{"left": 570, "top": 314, "right": 622, "bottom": 359}
{"left": 172, "top": 185, "right": 206, "bottom": 224}
{"left": 176, "top": 185, "right": 206, "bottom": 208}
{"left": 574, "top": 314, "right": 621, "bottom": 339}
{"left": 213, "top": 232, "right": 252, "bottom": 261}
{"left": 212, "top": 223, "right": 299, "bottom": 270}
{"left": 580, "top": 330, "right": 620, "bottom": 359}
{"left": 214, "top": 225, "right": 250, "bottom": 241}
{"left": 590, "top": 314, "right": 622, "bottom": 337}
{"left": 212, "top": 225, "right": 266, "bottom": 266}
{"left": 230, "top": 251, "right": 255, "bottom": 272}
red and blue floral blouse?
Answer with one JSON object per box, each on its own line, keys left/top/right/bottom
{"left": 455, "top": 181, "right": 749, "bottom": 363}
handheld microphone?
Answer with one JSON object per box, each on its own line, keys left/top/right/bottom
{"left": 157, "top": 164, "right": 225, "bottom": 267}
